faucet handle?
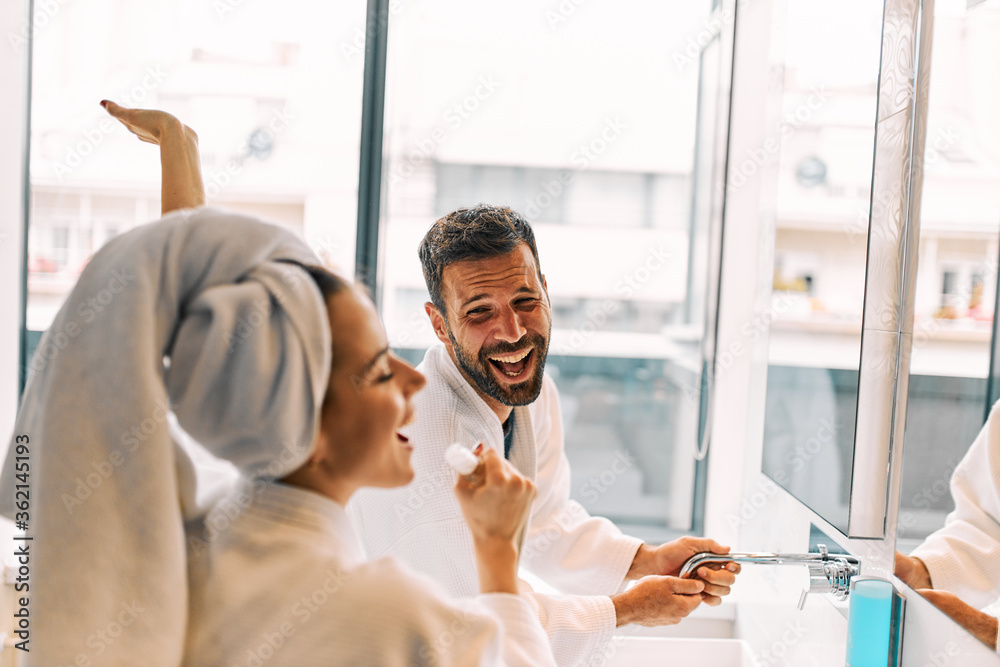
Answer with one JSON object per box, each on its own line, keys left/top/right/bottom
{"left": 798, "top": 546, "right": 857, "bottom": 609}
{"left": 798, "top": 559, "right": 840, "bottom": 610}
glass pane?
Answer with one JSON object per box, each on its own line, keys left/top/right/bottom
{"left": 26, "top": 0, "right": 366, "bottom": 332}
{"left": 760, "top": 0, "right": 886, "bottom": 533}
{"left": 896, "top": 0, "right": 1000, "bottom": 549}
{"left": 380, "top": 0, "right": 722, "bottom": 540}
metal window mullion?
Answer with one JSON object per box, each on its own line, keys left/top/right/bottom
{"left": 985, "top": 233, "right": 1000, "bottom": 419}
{"left": 355, "top": 0, "right": 391, "bottom": 306}
{"left": 18, "top": 0, "right": 35, "bottom": 399}
{"left": 691, "top": 1, "right": 738, "bottom": 535}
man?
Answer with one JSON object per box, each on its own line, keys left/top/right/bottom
{"left": 351, "top": 205, "right": 738, "bottom": 665}
{"left": 895, "top": 401, "right": 1000, "bottom": 653}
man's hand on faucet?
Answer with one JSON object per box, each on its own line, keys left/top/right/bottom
{"left": 626, "top": 537, "right": 741, "bottom": 605}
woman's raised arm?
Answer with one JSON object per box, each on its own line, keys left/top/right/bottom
{"left": 101, "top": 100, "right": 205, "bottom": 215}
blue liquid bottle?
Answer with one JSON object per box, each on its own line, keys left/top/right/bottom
{"left": 846, "top": 579, "right": 897, "bottom": 666}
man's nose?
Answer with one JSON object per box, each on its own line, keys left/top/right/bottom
{"left": 494, "top": 307, "right": 526, "bottom": 343}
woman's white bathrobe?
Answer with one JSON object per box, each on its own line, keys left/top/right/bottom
{"left": 912, "top": 401, "right": 1000, "bottom": 652}
{"left": 351, "top": 344, "right": 644, "bottom": 666}
{"left": 186, "top": 479, "right": 556, "bottom": 666}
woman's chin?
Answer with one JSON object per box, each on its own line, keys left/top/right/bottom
{"left": 399, "top": 466, "right": 416, "bottom": 485}
{"left": 387, "top": 458, "right": 416, "bottom": 487}
{"left": 364, "top": 440, "right": 415, "bottom": 488}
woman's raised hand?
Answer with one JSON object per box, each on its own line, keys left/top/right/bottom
{"left": 454, "top": 446, "right": 536, "bottom": 594}
{"left": 100, "top": 100, "right": 205, "bottom": 214}
{"left": 101, "top": 100, "right": 195, "bottom": 146}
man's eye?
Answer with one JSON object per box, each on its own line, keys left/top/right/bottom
{"left": 376, "top": 373, "right": 394, "bottom": 383}
{"left": 467, "top": 308, "right": 488, "bottom": 316}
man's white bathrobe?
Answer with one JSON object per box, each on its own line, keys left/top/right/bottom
{"left": 186, "top": 478, "right": 556, "bottom": 665}
{"left": 912, "top": 401, "right": 1000, "bottom": 652}
{"left": 351, "top": 344, "right": 644, "bottom": 666}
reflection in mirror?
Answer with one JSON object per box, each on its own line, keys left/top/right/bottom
{"left": 894, "top": 0, "right": 1000, "bottom": 651}
{"left": 759, "top": 0, "right": 886, "bottom": 533}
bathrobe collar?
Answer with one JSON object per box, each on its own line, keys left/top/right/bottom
{"left": 242, "top": 478, "right": 366, "bottom": 567}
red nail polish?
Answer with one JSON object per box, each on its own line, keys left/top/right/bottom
{"left": 100, "top": 100, "right": 108, "bottom": 108}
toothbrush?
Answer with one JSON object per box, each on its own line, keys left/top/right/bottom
{"left": 444, "top": 442, "right": 527, "bottom": 554}
{"left": 445, "top": 442, "right": 481, "bottom": 477}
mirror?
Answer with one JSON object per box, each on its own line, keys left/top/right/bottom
{"left": 759, "top": 0, "right": 886, "bottom": 534}
{"left": 894, "top": 0, "right": 1000, "bottom": 652}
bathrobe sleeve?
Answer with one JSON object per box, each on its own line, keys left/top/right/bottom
{"left": 911, "top": 403, "right": 1000, "bottom": 612}
{"left": 519, "top": 590, "right": 618, "bottom": 666}
{"left": 522, "top": 376, "right": 644, "bottom": 596}
{"left": 187, "top": 536, "right": 556, "bottom": 666}
{"left": 288, "top": 558, "right": 558, "bottom": 667}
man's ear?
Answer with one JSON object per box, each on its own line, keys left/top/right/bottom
{"left": 425, "top": 302, "right": 451, "bottom": 346}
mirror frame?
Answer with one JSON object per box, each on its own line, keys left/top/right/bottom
{"left": 847, "top": 0, "right": 934, "bottom": 539}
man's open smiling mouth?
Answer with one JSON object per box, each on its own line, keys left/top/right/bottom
{"left": 488, "top": 348, "right": 533, "bottom": 379}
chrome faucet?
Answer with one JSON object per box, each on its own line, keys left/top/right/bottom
{"left": 679, "top": 544, "right": 860, "bottom": 609}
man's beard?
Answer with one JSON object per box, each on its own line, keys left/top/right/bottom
{"left": 446, "top": 327, "right": 550, "bottom": 407}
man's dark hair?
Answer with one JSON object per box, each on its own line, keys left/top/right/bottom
{"left": 418, "top": 204, "right": 542, "bottom": 314}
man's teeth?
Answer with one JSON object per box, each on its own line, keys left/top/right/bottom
{"left": 490, "top": 349, "right": 531, "bottom": 364}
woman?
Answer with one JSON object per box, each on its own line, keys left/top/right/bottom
{"left": 0, "top": 103, "right": 561, "bottom": 665}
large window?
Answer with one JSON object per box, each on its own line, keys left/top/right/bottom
{"left": 25, "top": 0, "right": 366, "bottom": 335}
{"left": 377, "top": 0, "right": 723, "bottom": 541}
{"left": 21, "top": 0, "right": 734, "bottom": 543}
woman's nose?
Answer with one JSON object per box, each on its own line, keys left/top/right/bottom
{"left": 406, "top": 366, "right": 427, "bottom": 395}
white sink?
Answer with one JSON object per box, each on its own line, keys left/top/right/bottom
{"left": 602, "top": 637, "right": 754, "bottom": 666}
